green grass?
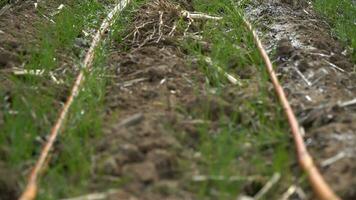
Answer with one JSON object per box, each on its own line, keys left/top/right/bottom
{"left": 313, "top": 0, "right": 356, "bottom": 62}
{"left": 179, "top": 0, "right": 300, "bottom": 198}
{"left": 0, "top": 0, "right": 130, "bottom": 198}
{"left": 27, "top": 0, "right": 106, "bottom": 71}
{"left": 0, "top": 0, "right": 7, "bottom": 9}
{"left": 38, "top": 44, "right": 108, "bottom": 199}
{"left": 39, "top": 1, "right": 149, "bottom": 198}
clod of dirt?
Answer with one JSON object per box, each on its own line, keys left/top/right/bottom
{"left": 276, "top": 38, "right": 294, "bottom": 59}
{"left": 187, "top": 95, "right": 232, "bottom": 121}
{"left": 147, "top": 65, "right": 172, "bottom": 82}
{"left": 146, "top": 149, "right": 178, "bottom": 179}
{"left": 100, "top": 156, "right": 122, "bottom": 176}
{"left": 120, "top": 143, "right": 145, "bottom": 162}
{"left": 122, "top": 161, "right": 158, "bottom": 183}
{"left": 242, "top": 179, "right": 264, "bottom": 197}
{"left": 227, "top": 56, "right": 257, "bottom": 79}
{"left": 0, "top": 51, "right": 20, "bottom": 68}
{"left": 0, "top": 162, "right": 19, "bottom": 200}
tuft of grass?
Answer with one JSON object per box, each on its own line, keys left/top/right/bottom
{"left": 38, "top": 43, "right": 109, "bottom": 199}
{"left": 179, "top": 0, "right": 301, "bottom": 198}
{"left": 0, "top": 0, "right": 7, "bottom": 9}
{"left": 27, "top": 0, "right": 106, "bottom": 71}
{"left": 313, "top": 0, "right": 356, "bottom": 62}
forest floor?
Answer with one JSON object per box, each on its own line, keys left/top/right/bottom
{"left": 0, "top": 0, "right": 355, "bottom": 199}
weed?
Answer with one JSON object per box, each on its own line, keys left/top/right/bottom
{"left": 180, "top": 0, "right": 299, "bottom": 198}
{"left": 313, "top": 0, "right": 356, "bottom": 62}
{"left": 0, "top": 0, "right": 125, "bottom": 198}
{"left": 0, "top": 0, "right": 7, "bottom": 9}
{"left": 38, "top": 44, "right": 108, "bottom": 199}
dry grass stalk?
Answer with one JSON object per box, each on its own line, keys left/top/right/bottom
{"left": 60, "top": 189, "right": 119, "bottom": 200}
{"left": 338, "top": 98, "right": 356, "bottom": 108}
{"left": 204, "top": 56, "right": 241, "bottom": 85}
{"left": 279, "top": 185, "right": 298, "bottom": 200}
{"left": 293, "top": 66, "right": 312, "bottom": 86}
{"left": 181, "top": 10, "right": 222, "bottom": 20}
{"left": 123, "top": 0, "right": 181, "bottom": 47}
{"left": 280, "top": 185, "right": 307, "bottom": 200}
{"left": 124, "top": 0, "right": 221, "bottom": 48}
{"left": 18, "top": 1, "right": 131, "bottom": 199}
{"left": 321, "top": 152, "right": 347, "bottom": 168}
{"left": 236, "top": 173, "right": 281, "bottom": 200}
{"left": 254, "top": 173, "right": 281, "bottom": 200}
{"left": 241, "top": 14, "right": 341, "bottom": 200}
{"left": 0, "top": 4, "right": 11, "bottom": 16}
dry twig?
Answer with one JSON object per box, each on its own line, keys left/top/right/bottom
{"left": 254, "top": 173, "right": 281, "bottom": 200}
{"left": 338, "top": 98, "right": 356, "bottom": 108}
{"left": 181, "top": 10, "right": 222, "bottom": 20}
{"left": 279, "top": 185, "right": 298, "bottom": 200}
{"left": 61, "top": 189, "right": 119, "bottom": 200}
{"left": 323, "top": 59, "right": 345, "bottom": 73}
{"left": 204, "top": 57, "right": 241, "bottom": 85}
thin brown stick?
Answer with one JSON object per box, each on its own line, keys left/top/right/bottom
{"left": 181, "top": 10, "right": 223, "bottom": 20}
{"left": 241, "top": 16, "right": 341, "bottom": 200}
{"left": 18, "top": 1, "right": 131, "bottom": 200}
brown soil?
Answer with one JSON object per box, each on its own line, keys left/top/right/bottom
{"left": 91, "top": 1, "right": 204, "bottom": 199}
{"left": 0, "top": 1, "right": 38, "bottom": 70}
{"left": 94, "top": 46, "right": 201, "bottom": 199}
{"left": 246, "top": 0, "right": 356, "bottom": 199}
{"left": 0, "top": 162, "right": 19, "bottom": 200}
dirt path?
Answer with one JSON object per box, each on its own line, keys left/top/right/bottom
{"left": 90, "top": 2, "right": 205, "bottom": 199}
{"left": 245, "top": 0, "right": 356, "bottom": 198}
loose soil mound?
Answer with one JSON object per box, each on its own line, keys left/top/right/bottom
{"left": 92, "top": 1, "right": 204, "bottom": 199}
